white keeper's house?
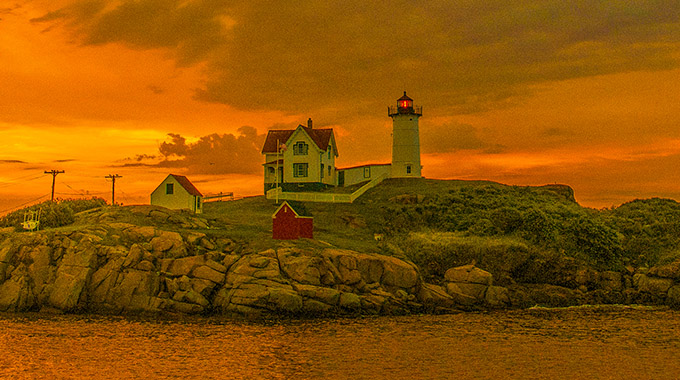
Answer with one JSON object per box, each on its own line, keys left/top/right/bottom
{"left": 261, "top": 118, "right": 338, "bottom": 192}
{"left": 261, "top": 92, "right": 422, "bottom": 192}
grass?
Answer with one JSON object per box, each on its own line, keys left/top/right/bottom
{"left": 203, "top": 195, "right": 382, "bottom": 252}
{"left": 201, "top": 177, "right": 547, "bottom": 254}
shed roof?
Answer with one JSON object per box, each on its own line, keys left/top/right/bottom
{"left": 168, "top": 174, "right": 203, "bottom": 197}
{"left": 272, "top": 200, "right": 312, "bottom": 218}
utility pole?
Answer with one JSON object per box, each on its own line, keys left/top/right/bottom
{"left": 105, "top": 174, "right": 122, "bottom": 205}
{"left": 44, "top": 170, "right": 65, "bottom": 201}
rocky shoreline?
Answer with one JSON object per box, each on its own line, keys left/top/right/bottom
{"left": 1, "top": 206, "right": 680, "bottom": 317}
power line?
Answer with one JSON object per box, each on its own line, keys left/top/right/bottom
{"left": 0, "top": 174, "right": 45, "bottom": 189}
{"left": 0, "top": 194, "right": 50, "bottom": 216}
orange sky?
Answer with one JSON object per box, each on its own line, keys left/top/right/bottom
{"left": 2, "top": 1, "right": 680, "bottom": 213}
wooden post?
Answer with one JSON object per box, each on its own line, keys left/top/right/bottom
{"left": 44, "top": 170, "right": 65, "bottom": 201}
{"left": 105, "top": 174, "right": 122, "bottom": 205}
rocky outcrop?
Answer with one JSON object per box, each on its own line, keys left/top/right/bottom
{"left": 3, "top": 204, "right": 680, "bottom": 316}
{"left": 0, "top": 223, "right": 424, "bottom": 316}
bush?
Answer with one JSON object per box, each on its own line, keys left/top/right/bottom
{"left": 0, "top": 197, "right": 106, "bottom": 230}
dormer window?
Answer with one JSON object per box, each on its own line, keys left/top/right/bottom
{"left": 293, "top": 141, "right": 308, "bottom": 155}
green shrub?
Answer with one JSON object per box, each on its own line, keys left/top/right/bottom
{"left": 0, "top": 197, "right": 106, "bottom": 230}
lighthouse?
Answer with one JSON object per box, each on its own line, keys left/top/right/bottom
{"left": 389, "top": 91, "right": 422, "bottom": 178}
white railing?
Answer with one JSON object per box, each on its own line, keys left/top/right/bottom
{"left": 265, "top": 173, "right": 388, "bottom": 203}
{"left": 350, "top": 172, "right": 388, "bottom": 202}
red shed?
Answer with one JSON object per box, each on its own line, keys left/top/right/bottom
{"left": 272, "top": 201, "right": 313, "bottom": 240}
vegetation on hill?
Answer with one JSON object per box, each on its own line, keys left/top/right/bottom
{"left": 203, "top": 178, "right": 680, "bottom": 285}
{"left": 3, "top": 179, "right": 680, "bottom": 289}
{"left": 0, "top": 198, "right": 107, "bottom": 230}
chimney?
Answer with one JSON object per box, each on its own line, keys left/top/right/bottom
{"left": 307, "top": 118, "right": 313, "bottom": 129}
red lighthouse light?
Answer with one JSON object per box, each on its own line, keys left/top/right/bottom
{"left": 397, "top": 91, "right": 413, "bottom": 110}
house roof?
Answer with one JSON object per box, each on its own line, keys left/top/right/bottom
{"left": 262, "top": 125, "right": 336, "bottom": 155}
{"left": 169, "top": 174, "right": 203, "bottom": 197}
{"left": 263, "top": 159, "right": 284, "bottom": 166}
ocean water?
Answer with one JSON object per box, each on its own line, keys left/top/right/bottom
{"left": 1, "top": 307, "right": 679, "bottom": 379}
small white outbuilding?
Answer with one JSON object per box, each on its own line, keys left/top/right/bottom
{"left": 150, "top": 174, "right": 203, "bottom": 213}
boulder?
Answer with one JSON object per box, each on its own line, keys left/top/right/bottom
{"left": 445, "top": 265, "right": 493, "bottom": 286}
{"left": 303, "top": 299, "right": 332, "bottom": 313}
{"left": 192, "top": 265, "right": 225, "bottom": 284}
{"left": 648, "top": 260, "right": 680, "bottom": 279}
{"left": 295, "top": 284, "right": 340, "bottom": 306}
{"left": 108, "top": 269, "right": 159, "bottom": 310}
{"left": 599, "top": 271, "right": 623, "bottom": 291}
{"left": 454, "top": 283, "right": 488, "bottom": 300}
{"left": 150, "top": 231, "right": 185, "bottom": 257}
{"left": 165, "top": 255, "right": 206, "bottom": 277}
{"left": 339, "top": 292, "right": 361, "bottom": 310}
{"left": 636, "top": 275, "right": 674, "bottom": 294}
{"left": 48, "top": 266, "right": 91, "bottom": 310}
{"left": 528, "top": 285, "right": 577, "bottom": 307}
{"left": 0, "top": 275, "right": 33, "bottom": 311}
{"left": 485, "top": 286, "right": 511, "bottom": 308}
{"left": 122, "top": 244, "right": 145, "bottom": 268}
{"left": 268, "top": 288, "right": 303, "bottom": 313}
{"left": 667, "top": 285, "right": 680, "bottom": 308}
{"left": 278, "top": 252, "right": 323, "bottom": 285}
{"left": 575, "top": 268, "right": 599, "bottom": 288}
{"left": 356, "top": 256, "right": 384, "bottom": 284}
{"left": 418, "top": 283, "right": 457, "bottom": 310}
{"left": 445, "top": 283, "right": 478, "bottom": 305}
{"left": 380, "top": 256, "right": 418, "bottom": 290}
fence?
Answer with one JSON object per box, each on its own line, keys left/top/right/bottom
{"left": 266, "top": 173, "right": 387, "bottom": 203}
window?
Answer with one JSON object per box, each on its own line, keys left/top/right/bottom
{"left": 327, "top": 146, "right": 331, "bottom": 159}
{"left": 166, "top": 183, "right": 174, "bottom": 195}
{"left": 406, "top": 165, "right": 412, "bottom": 174}
{"left": 196, "top": 197, "right": 201, "bottom": 210}
{"left": 268, "top": 167, "right": 275, "bottom": 174}
{"left": 293, "top": 163, "right": 308, "bottom": 177}
{"left": 293, "top": 141, "right": 308, "bottom": 155}
{"left": 363, "top": 166, "right": 371, "bottom": 178}
{"left": 321, "top": 164, "right": 324, "bottom": 179}
{"left": 328, "top": 166, "right": 331, "bottom": 176}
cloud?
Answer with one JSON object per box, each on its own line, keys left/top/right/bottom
{"left": 131, "top": 126, "right": 266, "bottom": 175}
{"left": 31, "top": 0, "right": 234, "bottom": 65}
{"left": 32, "top": 1, "right": 680, "bottom": 116}
{"left": 421, "top": 122, "right": 487, "bottom": 154}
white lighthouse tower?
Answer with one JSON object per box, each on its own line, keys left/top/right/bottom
{"left": 389, "top": 91, "right": 422, "bottom": 178}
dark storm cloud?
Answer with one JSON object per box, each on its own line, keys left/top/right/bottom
{"left": 31, "top": 0, "right": 233, "bottom": 65}
{"left": 34, "top": 1, "right": 680, "bottom": 113}
{"left": 153, "top": 126, "right": 265, "bottom": 175}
